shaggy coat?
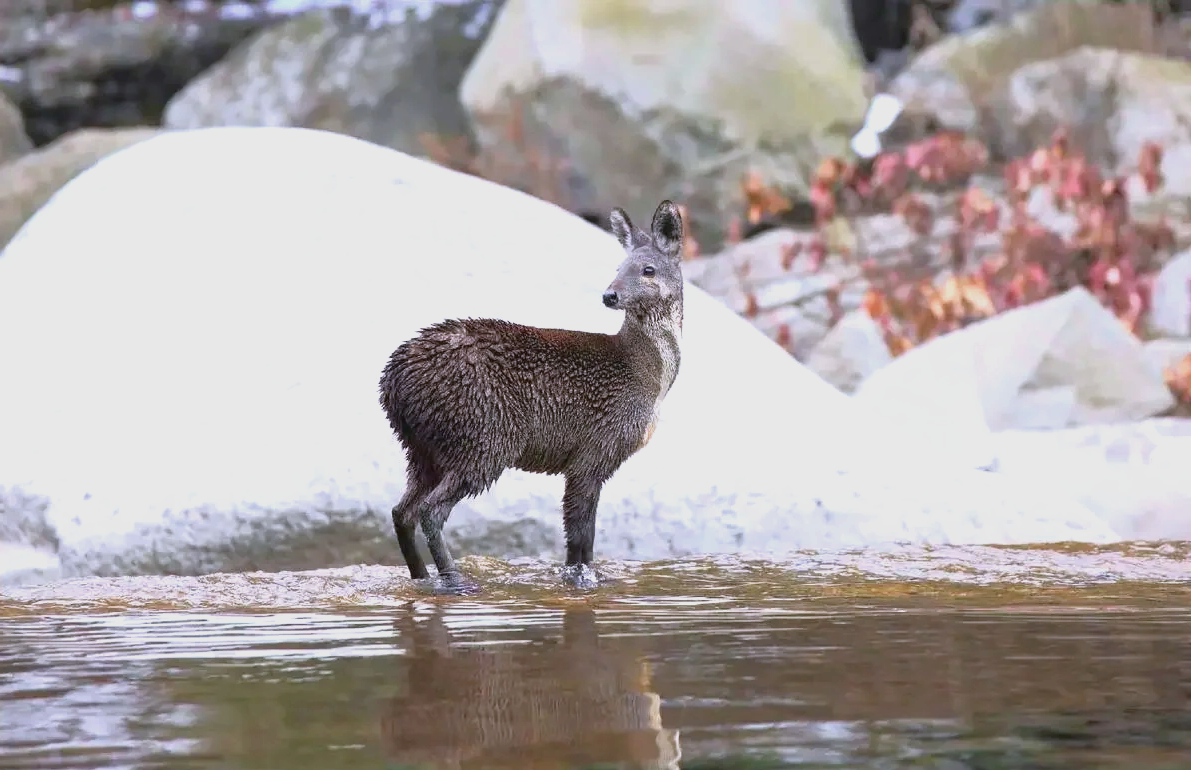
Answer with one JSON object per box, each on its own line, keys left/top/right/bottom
{"left": 378, "top": 200, "right": 686, "bottom": 586}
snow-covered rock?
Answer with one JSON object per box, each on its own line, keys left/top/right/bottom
{"left": 851, "top": 321, "right": 999, "bottom": 472}
{"left": 854, "top": 286, "right": 1174, "bottom": 434}
{"left": 0, "top": 127, "right": 1117, "bottom": 579}
{"left": 991, "top": 419, "right": 1191, "bottom": 541}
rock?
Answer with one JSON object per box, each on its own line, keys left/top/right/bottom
{"left": 458, "top": 0, "right": 873, "bottom": 250}
{"left": 0, "top": 127, "right": 160, "bottom": 253}
{"left": 854, "top": 286, "right": 1175, "bottom": 433}
{"left": 0, "top": 4, "right": 271, "bottom": 145}
{"left": 164, "top": 2, "right": 500, "bottom": 159}
{"left": 804, "top": 310, "right": 892, "bottom": 394}
{"left": 1144, "top": 338, "right": 1191, "bottom": 378}
{"left": 0, "top": 91, "right": 33, "bottom": 164}
{"left": 0, "top": 126, "right": 1118, "bottom": 579}
{"left": 1003, "top": 47, "right": 1191, "bottom": 196}
{"left": 1149, "top": 249, "right": 1191, "bottom": 338}
{"left": 889, "top": 2, "right": 1157, "bottom": 148}
{"left": 991, "top": 419, "right": 1191, "bottom": 540}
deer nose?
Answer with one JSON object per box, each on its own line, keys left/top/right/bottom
{"left": 602, "top": 290, "right": 619, "bottom": 308}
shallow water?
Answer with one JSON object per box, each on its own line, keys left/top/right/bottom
{"left": 3, "top": 544, "right": 1191, "bottom": 769}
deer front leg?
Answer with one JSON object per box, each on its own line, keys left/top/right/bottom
{"left": 562, "top": 474, "right": 601, "bottom": 589}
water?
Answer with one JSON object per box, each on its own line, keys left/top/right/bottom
{"left": 2, "top": 544, "right": 1191, "bottom": 769}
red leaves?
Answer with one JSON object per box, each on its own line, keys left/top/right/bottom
{"left": 901, "top": 132, "right": 988, "bottom": 185}
{"left": 735, "top": 126, "right": 1177, "bottom": 358}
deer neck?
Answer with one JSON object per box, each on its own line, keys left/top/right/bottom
{"left": 620, "top": 296, "right": 683, "bottom": 405}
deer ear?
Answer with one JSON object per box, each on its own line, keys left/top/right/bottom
{"left": 608, "top": 207, "right": 634, "bottom": 251}
{"left": 651, "top": 200, "right": 683, "bottom": 260}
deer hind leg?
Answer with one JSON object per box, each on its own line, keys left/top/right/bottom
{"left": 392, "top": 457, "right": 438, "bottom": 580}
{"left": 418, "top": 470, "right": 479, "bottom": 593}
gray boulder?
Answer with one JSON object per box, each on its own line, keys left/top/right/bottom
{"left": 889, "top": 1, "right": 1159, "bottom": 153}
{"left": 164, "top": 2, "right": 501, "bottom": 159}
{"left": 0, "top": 3, "right": 269, "bottom": 145}
{"left": 0, "top": 126, "right": 160, "bottom": 253}
{"left": 458, "top": 0, "right": 874, "bottom": 249}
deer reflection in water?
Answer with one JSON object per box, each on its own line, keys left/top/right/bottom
{"left": 380, "top": 603, "right": 681, "bottom": 770}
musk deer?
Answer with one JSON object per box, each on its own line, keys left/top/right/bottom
{"left": 378, "top": 199, "right": 686, "bottom": 591}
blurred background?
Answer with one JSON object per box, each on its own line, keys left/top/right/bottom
{"left": 1, "top": 0, "right": 1190, "bottom": 415}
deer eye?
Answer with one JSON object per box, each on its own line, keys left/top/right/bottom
{"left": 642, "top": 265, "right": 656, "bottom": 276}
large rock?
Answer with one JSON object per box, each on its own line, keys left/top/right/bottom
{"left": 0, "top": 126, "right": 1117, "bottom": 579}
{"left": 164, "top": 2, "right": 500, "bottom": 159}
{"left": 458, "top": 0, "right": 873, "bottom": 250}
{"left": 0, "top": 127, "right": 160, "bottom": 253}
{"left": 853, "top": 286, "right": 1175, "bottom": 433}
{"left": 888, "top": 1, "right": 1158, "bottom": 154}
{"left": 991, "top": 419, "right": 1191, "bottom": 541}
{"left": 0, "top": 3, "right": 269, "bottom": 145}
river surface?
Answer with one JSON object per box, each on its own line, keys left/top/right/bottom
{"left": 2, "top": 543, "right": 1191, "bottom": 769}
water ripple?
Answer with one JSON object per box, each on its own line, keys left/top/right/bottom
{"left": 3, "top": 542, "right": 1188, "bottom": 615}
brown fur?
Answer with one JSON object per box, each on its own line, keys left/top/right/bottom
{"left": 377, "top": 200, "right": 686, "bottom": 587}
